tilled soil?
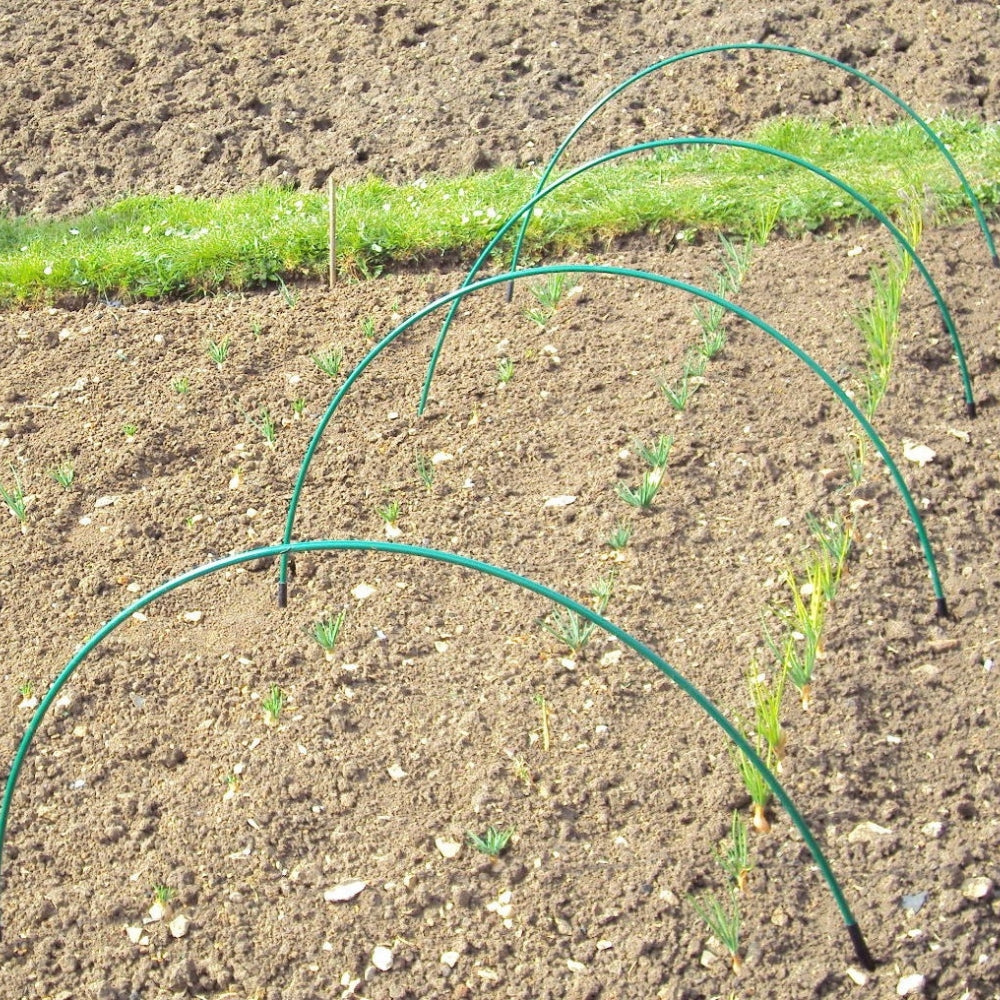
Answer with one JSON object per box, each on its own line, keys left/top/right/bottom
{"left": 2, "top": 2, "right": 1000, "bottom": 999}
{"left": 0, "top": 222, "right": 998, "bottom": 999}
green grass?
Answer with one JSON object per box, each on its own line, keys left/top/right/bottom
{"left": 1, "top": 117, "right": 998, "bottom": 305}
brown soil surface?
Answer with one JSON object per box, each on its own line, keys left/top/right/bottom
{"left": 2, "top": 4, "right": 1000, "bottom": 1000}
{"left": 2, "top": 0, "right": 1000, "bottom": 216}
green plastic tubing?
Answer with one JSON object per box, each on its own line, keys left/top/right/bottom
{"left": 420, "top": 136, "right": 973, "bottom": 417}
{"left": 277, "top": 264, "right": 947, "bottom": 617}
{"left": 505, "top": 42, "right": 998, "bottom": 300}
{"left": 0, "top": 539, "right": 874, "bottom": 970}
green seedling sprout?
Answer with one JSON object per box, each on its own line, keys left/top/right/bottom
{"left": 312, "top": 610, "right": 346, "bottom": 653}
{"left": 718, "top": 811, "right": 753, "bottom": 892}
{"left": 0, "top": 465, "right": 28, "bottom": 523}
{"left": 660, "top": 373, "right": 693, "bottom": 411}
{"left": 377, "top": 500, "right": 401, "bottom": 526}
{"left": 206, "top": 336, "right": 231, "bottom": 367}
{"left": 606, "top": 519, "right": 633, "bottom": 552}
{"left": 152, "top": 883, "right": 176, "bottom": 906}
{"left": 688, "top": 888, "right": 742, "bottom": 973}
{"left": 262, "top": 684, "right": 287, "bottom": 727}
{"left": 17, "top": 681, "right": 33, "bottom": 699}
{"left": 636, "top": 433, "right": 674, "bottom": 471}
{"left": 467, "top": 825, "right": 514, "bottom": 858}
{"left": 361, "top": 316, "right": 377, "bottom": 341}
{"left": 171, "top": 376, "right": 190, "bottom": 395}
{"left": 807, "top": 512, "right": 853, "bottom": 601}
{"left": 615, "top": 467, "right": 664, "bottom": 510}
{"left": 311, "top": 346, "right": 344, "bottom": 378}
{"left": 244, "top": 406, "right": 277, "bottom": 447}
{"left": 415, "top": 453, "right": 435, "bottom": 490}
{"left": 49, "top": 462, "right": 75, "bottom": 490}
{"left": 291, "top": 396, "right": 307, "bottom": 417}
{"left": 733, "top": 739, "right": 775, "bottom": 833}
{"left": 122, "top": 423, "right": 138, "bottom": 440}
{"left": 539, "top": 573, "right": 613, "bottom": 655}
{"left": 524, "top": 271, "right": 567, "bottom": 327}
{"left": 497, "top": 357, "right": 515, "bottom": 384}
{"left": 748, "top": 663, "right": 786, "bottom": 766}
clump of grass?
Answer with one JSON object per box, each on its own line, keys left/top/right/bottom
{"left": 688, "top": 888, "right": 742, "bottom": 973}
{"left": 467, "top": 825, "right": 514, "bottom": 858}
{"left": 1, "top": 464, "right": 28, "bottom": 523}
{"left": 312, "top": 346, "right": 344, "bottom": 378}
{"left": 312, "top": 610, "right": 346, "bottom": 652}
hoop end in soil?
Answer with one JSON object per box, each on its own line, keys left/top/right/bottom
{"left": 847, "top": 922, "right": 876, "bottom": 971}
{"left": 277, "top": 581, "right": 288, "bottom": 608}
{"left": 935, "top": 596, "right": 949, "bottom": 619}
{"left": 966, "top": 400, "right": 977, "bottom": 419}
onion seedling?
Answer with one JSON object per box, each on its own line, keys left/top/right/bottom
{"left": 539, "top": 572, "right": 613, "bottom": 655}
{"left": 290, "top": 396, "right": 307, "bottom": 418}
{"left": 415, "top": 453, "right": 434, "bottom": 490}
{"left": 606, "top": 519, "right": 633, "bottom": 552}
{"left": 17, "top": 681, "right": 33, "bottom": 700}
{"left": 733, "top": 740, "right": 774, "bottom": 833}
{"left": 377, "top": 500, "right": 400, "bottom": 526}
{"left": 122, "top": 423, "right": 138, "bottom": 440}
{"left": 311, "top": 346, "right": 344, "bottom": 378}
{"left": 660, "top": 373, "right": 693, "bottom": 411}
{"left": 525, "top": 272, "right": 567, "bottom": 328}
{"left": 312, "top": 610, "right": 346, "bottom": 653}
{"left": 718, "top": 811, "right": 753, "bottom": 892}
{"left": 0, "top": 465, "right": 28, "bottom": 523}
{"left": 360, "top": 316, "right": 377, "bottom": 341}
{"left": 688, "top": 888, "right": 742, "bottom": 973}
{"left": 636, "top": 433, "right": 674, "bottom": 471}
{"left": 262, "top": 684, "right": 287, "bottom": 728}
{"left": 748, "top": 663, "right": 786, "bottom": 765}
{"left": 49, "top": 461, "right": 75, "bottom": 490}
{"left": 497, "top": 357, "right": 515, "bottom": 384}
{"left": 467, "top": 825, "right": 514, "bottom": 858}
{"left": 206, "top": 336, "right": 231, "bottom": 367}
{"left": 171, "top": 376, "right": 190, "bottom": 394}
{"left": 244, "top": 406, "right": 277, "bottom": 447}
{"left": 615, "top": 467, "right": 664, "bottom": 510}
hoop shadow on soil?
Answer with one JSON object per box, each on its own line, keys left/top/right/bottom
{"left": 423, "top": 137, "right": 974, "bottom": 417}
{"left": 277, "top": 265, "right": 948, "bottom": 617}
{"left": 504, "top": 41, "right": 998, "bottom": 289}
{"left": 0, "top": 539, "right": 875, "bottom": 970}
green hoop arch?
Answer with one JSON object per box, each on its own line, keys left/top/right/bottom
{"left": 0, "top": 539, "right": 875, "bottom": 969}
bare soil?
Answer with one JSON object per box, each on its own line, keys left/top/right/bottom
{"left": 1, "top": 3, "right": 999, "bottom": 1000}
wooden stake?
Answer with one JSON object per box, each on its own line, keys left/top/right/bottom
{"left": 327, "top": 175, "right": 337, "bottom": 288}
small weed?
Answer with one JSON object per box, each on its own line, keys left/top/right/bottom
{"left": 277, "top": 276, "right": 298, "bottom": 307}
{"left": 171, "top": 376, "right": 190, "bottom": 394}
{"left": 467, "top": 825, "right": 514, "bottom": 858}
{"left": 688, "top": 888, "right": 742, "bottom": 973}
{"left": 616, "top": 468, "right": 664, "bottom": 510}
{"left": 361, "top": 316, "right": 377, "bottom": 341}
{"left": 152, "top": 884, "right": 176, "bottom": 907}
{"left": 312, "top": 346, "right": 344, "bottom": 378}
{"left": 49, "top": 461, "right": 75, "bottom": 490}
{"left": 533, "top": 692, "right": 552, "bottom": 751}
{"left": 377, "top": 499, "right": 401, "bottom": 526}
{"left": 415, "top": 453, "right": 435, "bottom": 490}
{"left": 312, "top": 610, "right": 346, "bottom": 652}
{"left": 718, "top": 811, "right": 753, "bottom": 892}
{"left": 122, "top": 423, "right": 138, "bottom": 440}
{"left": 497, "top": 357, "right": 515, "bottom": 384}
{"left": 262, "top": 684, "right": 287, "bottom": 727}
{"left": 206, "top": 336, "right": 231, "bottom": 367}
{"left": 17, "top": 680, "right": 33, "bottom": 699}
{"left": 606, "top": 519, "right": 634, "bottom": 552}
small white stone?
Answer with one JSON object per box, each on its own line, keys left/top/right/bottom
{"left": 181, "top": 610, "right": 204, "bottom": 623}
{"left": 371, "top": 945, "right": 394, "bottom": 971}
{"left": 962, "top": 876, "right": 994, "bottom": 900}
{"left": 168, "top": 914, "right": 190, "bottom": 938}
{"left": 386, "top": 764, "right": 407, "bottom": 781}
{"left": 846, "top": 966, "right": 869, "bottom": 986}
{"left": 921, "top": 821, "right": 944, "bottom": 838}
{"left": 543, "top": 494, "right": 576, "bottom": 508}
{"left": 351, "top": 582, "right": 376, "bottom": 601}
{"left": 441, "top": 951, "right": 460, "bottom": 968}
{"left": 125, "top": 925, "right": 145, "bottom": 944}
{"left": 431, "top": 451, "right": 454, "bottom": 465}
{"left": 847, "top": 821, "right": 892, "bottom": 843}
{"left": 323, "top": 880, "right": 367, "bottom": 902}
{"left": 566, "top": 959, "right": 587, "bottom": 973}
{"left": 435, "top": 837, "right": 462, "bottom": 859}
{"left": 902, "top": 441, "right": 935, "bottom": 466}
{"left": 896, "top": 972, "right": 926, "bottom": 995}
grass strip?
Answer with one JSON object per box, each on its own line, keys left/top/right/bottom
{"left": 1, "top": 116, "right": 998, "bottom": 306}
